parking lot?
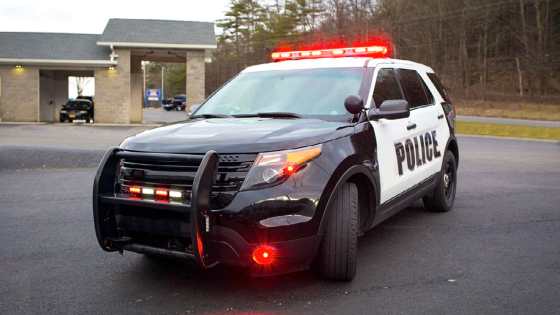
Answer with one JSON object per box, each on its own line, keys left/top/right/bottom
{"left": 0, "top": 123, "right": 559, "bottom": 314}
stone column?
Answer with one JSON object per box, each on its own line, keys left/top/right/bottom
{"left": 0, "top": 65, "right": 39, "bottom": 122}
{"left": 186, "top": 50, "right": 205, "bottom": 114}
{"left": 94, "top": 49, "right": 131, "bottom": 124}
{"left": 129, "top": 55, "right": 142, "bottom": 124}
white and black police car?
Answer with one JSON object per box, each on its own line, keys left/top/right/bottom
{"left": 94, "top": 45, "right": 458, "bottom": 281}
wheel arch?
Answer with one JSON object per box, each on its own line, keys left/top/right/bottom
{"left": 446, "top": 136, "right": 459, "bottom": 169}
{"left": 318, "top": 164, "right": 379, "bottom": 237}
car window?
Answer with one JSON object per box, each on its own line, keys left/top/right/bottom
{"left": 372, "top": 68, "right": 404, "bottom": 108}
{"left": 65, "top": 101, "right": 90, "bottom": 109}
{"left": 398, "top": 69, "right": 434, "bottom": 108}
{"left": 427, "top": 73, "right": 451, "bottom": 104}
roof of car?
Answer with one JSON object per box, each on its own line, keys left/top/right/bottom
{"left": 242, "top": 57, "right": 434, "bottom": 73}
{"left": 72, "top": 99, "right": 92, "bottom": 103}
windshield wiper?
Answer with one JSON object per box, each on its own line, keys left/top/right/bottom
{"left": 233, "top": 112, "right": 303, "bottom": 119}
{"left": 190, "top": 114, "right": 232, "bottom": 119}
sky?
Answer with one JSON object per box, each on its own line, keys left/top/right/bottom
{"left": 0, "top": 0, "right": 231, "bottom": 34}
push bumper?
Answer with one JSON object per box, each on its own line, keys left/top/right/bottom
{"left": 93, "top": 148, "right": 322, "bottom": 275}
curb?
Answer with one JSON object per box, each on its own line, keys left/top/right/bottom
{"left": 0, "top": 122, "right": 161, "bottom": 127}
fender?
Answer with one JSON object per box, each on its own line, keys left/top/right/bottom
{"left": 317, "top": 164, "right": 379, "bottom": 236}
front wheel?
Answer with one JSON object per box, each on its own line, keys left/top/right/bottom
{"left": 319, "top": 182, "right": 358, "bottom": 281}
{"left": 423, "top": 151, "right": 457, "bottom": 212}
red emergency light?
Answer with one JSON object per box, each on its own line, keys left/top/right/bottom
{"left": 271, "top": 45, "right": 388, "bottom": 61}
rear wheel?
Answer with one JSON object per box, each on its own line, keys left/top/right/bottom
{"left": 59, "top": 118, "right": 64, "bottom": 123}
{"left": 85, "top": 116, "right": 91, "bottom": 123}
{"left": 423, "top": 151, "right": 457, "bottom": 212}
{"left": 319, "top": 182, "right": 358, "bottom": 281}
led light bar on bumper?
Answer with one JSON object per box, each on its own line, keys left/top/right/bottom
{"left": 240, "top": 145, "right": 322, "bottom": 191}
{"left": 271, "top": 46, "right": 388, "bottom": 61}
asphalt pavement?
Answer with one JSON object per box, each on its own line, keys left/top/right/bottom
{"left": 0, "top": 124, "right": 559, "bottom": 314}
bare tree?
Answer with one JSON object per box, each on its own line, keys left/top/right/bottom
{"left": 71, "top": 77, "right": 93, "bottom": 96}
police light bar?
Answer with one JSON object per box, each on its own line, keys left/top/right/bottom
{"left": 271, "top": 46, "right": 388, "bottom": 61}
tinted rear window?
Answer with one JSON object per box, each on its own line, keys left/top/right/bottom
{"left": 399, "top": 69, "right": 434, "bottom": 108}
{"left": 427, "top": 73, "right": 451, "bottom": 103}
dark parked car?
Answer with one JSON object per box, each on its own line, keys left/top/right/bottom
{"left": 172, "top": 94, "right": 187, "bottom": 111}
{"left": 60, "top": 99, "right": 93, "bottom": 123}
{"left": 162, "top": 98, "right": 174, "bottom": 111}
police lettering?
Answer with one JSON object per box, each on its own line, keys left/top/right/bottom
{"left": 394, "top": 130, "right": 441, "bottom": 176}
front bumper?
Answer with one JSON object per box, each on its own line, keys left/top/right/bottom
{"left": 93, "top": 148, "right": 325, "bottom": 275}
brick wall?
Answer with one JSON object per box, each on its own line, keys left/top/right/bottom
{"left": 186, "top": 50, "right": 205, "bottom": 113}
{"left": 0, "top": 66, "right": 39, "bottom": 122}
{"left": 94, "top": 49, "right": 131, "bottom": 124}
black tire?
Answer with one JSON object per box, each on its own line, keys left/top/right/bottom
{"left": 59, "top": 118, "right": 64, "bottom": 123}
{"left": 319, "top": 182, "right": 358, "bottom": 281}
{"left": 69, "top": 119, "right": 73, "bottom": 123}
{"left": 165, "top": 108, "right": 171, "bottom": 111}
{"left": 423, "top": 151, "right": 457, "bottom": 212}
{"left": 85, "top": 116, "right": 90, "bottom": 123}
{"left": 175, "top": 106, "right": 179, "bottom": 111}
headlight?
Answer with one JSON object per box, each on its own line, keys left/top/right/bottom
{"left": 80, "top": 110, "right": 88, "bottom": 114}
{"left": 61, "top": 110, "right": 66, "bottom": 113}
{"left": 240, "top": 144, "right": 322, "bottom": 191}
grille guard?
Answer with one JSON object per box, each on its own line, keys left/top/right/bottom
{"left": 93, "top": 147, "right": 220, "bottom": 269}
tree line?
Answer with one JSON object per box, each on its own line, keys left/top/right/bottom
{"left": 207, "top": 0, "right": 560, "bottom": 101}
{"left": 143, "top": 0, "right": 559, "bottom": 102}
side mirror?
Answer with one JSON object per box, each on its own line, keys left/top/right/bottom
{"left": 344, "top": 94, "right": 364, "bottom": 115}
{"left": 370, "top": 100, "right": 410, "bottom": 120}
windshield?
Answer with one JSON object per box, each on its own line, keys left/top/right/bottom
{"left": 64, "top": 101, "right": 90, "bottom": 110}
{"left": 196, "top": 67, "right": 365, "bottom": 121}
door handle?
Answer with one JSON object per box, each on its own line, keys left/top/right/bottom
{"left": 437, "top": 114, "right": 444, "bottom": 119}
{"left": 407, "top": 123, "right": 417, "bottom": 130}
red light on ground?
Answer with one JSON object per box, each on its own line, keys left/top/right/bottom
{"left": 129, "top": 187, "right": 141, "bottom": 194}
{"left": 253, "top": 246, "right": 274, "bottom": 265}
{"left": 155, "top": 189, "right": 168, "bottom": 197}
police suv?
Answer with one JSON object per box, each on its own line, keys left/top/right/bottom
{"left": 93, "top": 45, "right": 458, "bottom": 281}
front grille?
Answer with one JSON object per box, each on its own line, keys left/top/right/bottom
{"left": 116, "top": 152, "right": 257, "bottom": 208}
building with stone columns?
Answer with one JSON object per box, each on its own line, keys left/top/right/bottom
{"left": 0, "top": 19, "right": 216, "bottom": 124}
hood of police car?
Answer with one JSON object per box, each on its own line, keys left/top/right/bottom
{"left": 119, "top": 117, "right": 354, "bottom": 154}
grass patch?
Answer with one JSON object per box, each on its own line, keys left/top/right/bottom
{"left": 454, "top": 99, "right": 560, "bottom": 122}
{"left": 457, "top": 121, "right": 560, "bottom": 140}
